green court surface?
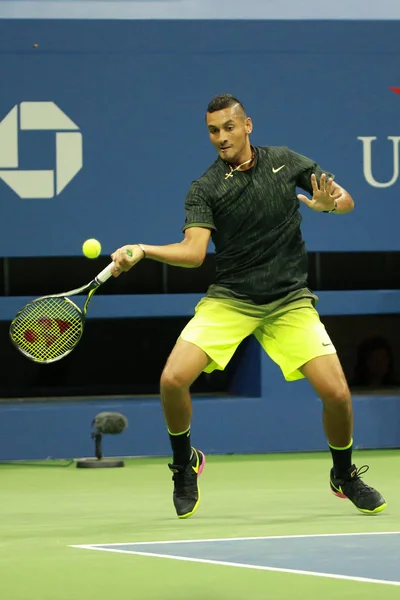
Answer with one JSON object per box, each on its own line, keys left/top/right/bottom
{"left": 1, "top": 449, "right": 399, "bottom": 600}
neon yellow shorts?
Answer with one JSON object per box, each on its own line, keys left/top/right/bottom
{"left": 180, "top": 288, "right": 336, "bottom": 381}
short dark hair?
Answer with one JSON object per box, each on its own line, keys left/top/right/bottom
{"left": 207, "top": 94, "right": 246, "bottom": 115}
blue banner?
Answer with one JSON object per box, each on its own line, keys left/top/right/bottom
{"left": 0, "top": 20, "right": 399, "bottom": 256}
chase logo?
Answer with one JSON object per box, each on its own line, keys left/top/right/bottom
{"left": 0, "top": 102, "right": 82, "bottom": 199}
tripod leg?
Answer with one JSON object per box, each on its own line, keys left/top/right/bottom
{"left": 94, "top": 433, "right": 102, "bottom": 460}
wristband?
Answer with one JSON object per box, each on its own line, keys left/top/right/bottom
{"left": 323, "top": 199, "right": 338, "bottom": 213}
{"left": 137, "top": 243, "right": 146, "bottom": 258}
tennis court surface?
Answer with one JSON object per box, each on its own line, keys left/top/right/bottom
{"left": 2, "top": 450, "right": 399, "bottom": 600}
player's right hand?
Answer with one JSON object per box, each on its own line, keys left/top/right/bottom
{"left": 110, "top": 244, "right": 145, "bottom": 277}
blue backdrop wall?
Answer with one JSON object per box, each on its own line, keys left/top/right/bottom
{"left": 0, "top": 20, "right": 399, "bottom": 256}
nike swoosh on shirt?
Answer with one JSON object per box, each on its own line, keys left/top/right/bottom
{"left": 272, "top": 165, "right": 285, "bottom": 173}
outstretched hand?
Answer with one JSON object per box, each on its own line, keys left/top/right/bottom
{"left": 298, "top": 173, "right": 340, "bottom": 212}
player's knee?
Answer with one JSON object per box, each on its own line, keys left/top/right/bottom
{"left": 160, "top": 368, "right": 188, "bottom": 395}
{"left": 322, "top": 383, "right": 351, "bottom": 409}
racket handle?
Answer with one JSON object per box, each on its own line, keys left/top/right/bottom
{"left": 96, "top": 262, "right": 115, "bottom": 284}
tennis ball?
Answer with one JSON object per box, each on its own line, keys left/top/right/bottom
{"left": 82, "top": 238, "right": 101, "bottom": 259}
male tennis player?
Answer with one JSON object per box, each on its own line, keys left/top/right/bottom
{"left": 111, "top": 94, "right": 386, "bottom": 519}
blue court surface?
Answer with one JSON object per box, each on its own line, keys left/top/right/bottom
{"left": 72, "top": 532, "right": 400, "bottom": 587}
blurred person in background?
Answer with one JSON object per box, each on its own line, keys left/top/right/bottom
{"left": 353, "top": 335, "right": 397, "bottom": 388}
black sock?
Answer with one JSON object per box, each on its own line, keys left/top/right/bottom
{"left": 168, "top": 427, "right": 192, "bottom": 466}
{"left": 329, "top": 439, "right": 353, "bottom": 478}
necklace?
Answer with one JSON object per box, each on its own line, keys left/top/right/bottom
{"left": 224, "top": 152, "right": 255, "bottom": 180}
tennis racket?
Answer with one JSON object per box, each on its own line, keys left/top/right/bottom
{"left": 9, "top": 261, "right": 115, "bottom": 364}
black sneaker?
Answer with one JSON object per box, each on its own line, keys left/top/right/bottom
{"left": 330, "top": 464, "right": 387, "bottom": 514}
{"left": 168, "top": 447, "right": 206, "bottom": 519}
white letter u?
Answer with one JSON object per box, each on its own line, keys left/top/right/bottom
{"left": 358, "top": 136, "right": 400, "bottom": 188}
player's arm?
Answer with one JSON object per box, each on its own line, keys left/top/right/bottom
{"left": 111, "top": 227, "right": 212, "bottom": 275}
{"left": 139, "top": 226, "right": 212, "bottom": 267}
{"left": 137, "top": 182, "right": 215, "bottom": 265}
{"left": 111, "top": 183, "right": 214, "bottom": 275}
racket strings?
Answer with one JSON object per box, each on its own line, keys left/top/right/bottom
{"left": 10, "top": 297, "right": 83, "bottom": 362}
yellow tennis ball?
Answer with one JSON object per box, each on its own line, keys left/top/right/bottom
{"left": 82, "top": 238, "right": 101, "bottom": 259}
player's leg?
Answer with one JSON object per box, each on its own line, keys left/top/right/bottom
{"left": 300, "top": 353, "right": 353, "bottom": 449}
{"left": 161, "top": 297, "right": 261, "bottom": 518}
{"left": 160, "top": 339, "right": 209, "bottom": 519}
{"left": 255, "top": 293, "right": 386, "bottom": 514}
{"left": 299, "top": 355, "right": 386, "bottom": 514}
{"left": 161, "top": 337, "right": 210, "bottom": 441}
{"left": 161, "top": 337, "right": 208, "bottom": 469}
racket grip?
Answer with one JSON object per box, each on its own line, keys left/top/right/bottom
{"left": 96, "top": 262, "right": 115, "bottom": 284}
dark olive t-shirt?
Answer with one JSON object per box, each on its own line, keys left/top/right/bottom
{"left": 183, "top": 146, "right": 334, "bottom": 304}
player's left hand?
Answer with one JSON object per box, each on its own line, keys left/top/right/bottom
{"left": 297, "top": 173, "right": 341, "bottom": 212}
{"left": 110, "top": 244, "right": 145, "bottom": 277}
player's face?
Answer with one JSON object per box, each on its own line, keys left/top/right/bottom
{"left": 206, "top": 105, "right": 252, "bottom": 164}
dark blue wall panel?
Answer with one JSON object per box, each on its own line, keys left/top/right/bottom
{"left": 0, "top": 20, "right": 399, "bottom": 256}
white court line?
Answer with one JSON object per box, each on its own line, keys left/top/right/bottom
{"left": 70, "top": 530, "right": 400, "bottom": 548}
{"left": 69, "top": 545, "right": 400, "bottom": 587}
{"left": 69, "top": 532, "right": 400, "bottom": 587}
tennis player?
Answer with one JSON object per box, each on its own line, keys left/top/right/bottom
{"left": 111, "top": 94, "right": 386, "bottom": 519}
